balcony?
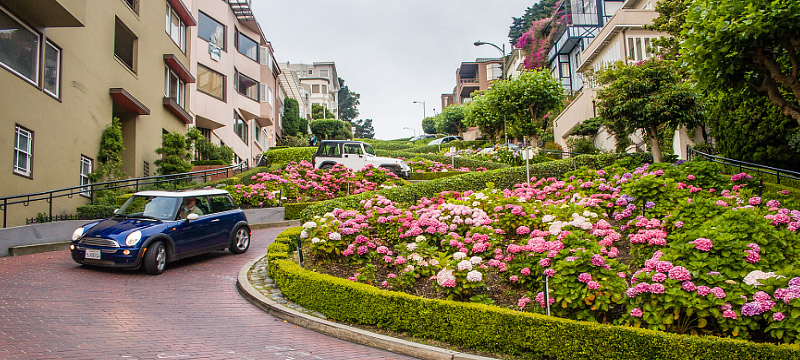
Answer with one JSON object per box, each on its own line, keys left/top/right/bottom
{"left": 548, "top": 24, "right": 601, "bottom": 62}
{"left": 577, "top": 9, "right": 663, "bottom": 72}
{"left": 2, "top": 0, "right": 86, "bottom": 27}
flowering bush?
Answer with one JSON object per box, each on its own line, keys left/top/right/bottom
{"left": 224, "top": 161, "right": 403, "bottom": 207}
{"left": 299, "top": 158, "right": 800, "bottom": 344}
{"left": 402, "top": 157, "right": 485, "bottom": 173}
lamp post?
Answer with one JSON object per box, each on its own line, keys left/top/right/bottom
{"left": 402, "top": 127, "right": 416, "bottom": 137}
{"left": 474, "top": 40, "right": 508, "bottom": 143}
{"left": 412, "top": 100, "right": 426, "bottom": 119}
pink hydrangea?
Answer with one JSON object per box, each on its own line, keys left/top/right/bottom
{"left": 543, "top": 268, "right": 555, "bottom": 277}
{"left": 697, "top": 286, "right": 711, "bottom": 296}
{"left": 516, "top": 225, "right": 530, "bottom": 235}
{"left": 521, "top": 267, "right": 531, "bottom": 276}
{"left": 668, "top": 266, "right": 691, "bottom": 281}
{"left": 711, "top": 287, "right": 726, "bottom": 299}
{"left": 517, "top": 296, "right": 531, "bottom": 309}
{"left": 774, "top": 312, "right": 785, "bottom": 321}
{"left": 723, "top": 310, "right": 738, "bottom": 319}
{"left": 650, "top": 283, "right": 666, "bottom": 294}
{"left": 587, "top": 281, "right": 600, "bottom": 290}
{"left": 591, "top": 254, "right": 606, "bottom": 267}
{"left": 578, "top": 273, "right": 592, "bottom": 283}
{"left": 539, "top": 258, "right": 551, "bottom": 267}
{"left": 691, "top": 238, "right": 713, "bottom": 252}
{"left": 509, "top": 275, "right": 519, "bottom": 282}
{"left": 630, "top": 308, "right": 643, "bottom": 317}
{"left": 682, "top": 281, "right": 696, "bottom": 292}
{"left": 651, "top": 273, "right": 667, "bottom": 283}
{"left": 748, "top": 197, "right": 762, "bottom": 206}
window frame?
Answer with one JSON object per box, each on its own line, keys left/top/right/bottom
{"left": 234, "top": 70, "right": 259, "bottom": 102}
{"left": 164, "top": 65, "right": 186, "bottom": 108}
{"left": 13, "top": 124, "right": 34, "bottom": 178}
{"left": 233, "top": 112, "right": 248, "bottom": 143}
{"left": 197, "top": 63, "right": 226, "bottom": 101}
{"left": 197, "top": 11, "right": 226, "bottom": 50}
{"left": 114, "top": 17, "right": 138, "bottom": 72}
{"left": 0, "top": 6, "right": 41, "bottom": 86}
{"left": 165, "top": 3, "right": 187, "bottom": 53}
{"left": 235, "top": 28, "right": 259, "bottom": 62}
{"left": 43, "top": 40, "right": 62, "bottom": 99}
{"left": 80, "top": 155, "right": 93, "bottom": 197}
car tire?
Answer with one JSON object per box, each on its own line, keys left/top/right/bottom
{"left": 320, "top": 163, "right": 333, "bottom": 170}
{"left": 229, "top": 226, "right": 250, "bottom": 254}
{"left": 143, "top": 241, "right": 167, "bottom": 275}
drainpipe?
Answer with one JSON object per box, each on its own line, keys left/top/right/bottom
{"left": 622, "top": 28, "right": 628, "bottom": 64}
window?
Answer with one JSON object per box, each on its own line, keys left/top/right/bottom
{"left": 344, "top": 144, "right": 362, "bottom": 155}
{"left": 143, "top": 161, "right": 150, "bottom": 177}
{"left": 43, "top": 41, "right": 61, "bottom": 98}
{"left": 80, "top": 155, "right": 92, "bottom": 197}
{"left": 209, "top": 195, "right": 236, "bottom": 213}
{"left": 320, "top": 69, "right": 329, "bottom": 78}
{"left": 0, "top": 7, "right": 40, "bottom": 84}
{"left": 198, "top": 11, "right": 225, "bottom": 49}
{"left": 322, "top": 85, "right": 328, "bottom": 94}
{"left": 235, "top": 30, "right": 258, "bottom": 62}
{"left": 123, "top": 0, "right": 139, "bottom": 13}
{"left": 258, "top": 83, "right": 274, "bottom": 106}
{"left": 234, "top": 112, "right": 248, "bottom": 143}
{"left": 307, "top": 69, "right": 313, "bottom": 75}
{"left": 312, "top": 84, "right": 320, "bottom": 93}
{"left": 165, "top": 3, "right": 186, "bottom": 52}
{"left": 267, "top": 85, "right": 274, "bottom": 107}
{"left": 627, "top": 37, "right": 657, "bottom": 62}
{"left": 197, "top": 63, "right": 225, "bottom": 100}
{"left": 114, "top": 17, "right": 137, "bottom": 71}
{"left": 259, "top": 46, "right": 272, "bottom": 67}
{"left": 164, "top": 66, "right": 185, "bottom": 107}
{"left": 13, "top": 125, "right": 33, "bottom": 177}
{"left": 235, "top": 70, "right": 258, "bottom": 101}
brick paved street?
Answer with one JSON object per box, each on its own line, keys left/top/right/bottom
{"left": 0, "top": 227, "right": 418, "bottom": 360}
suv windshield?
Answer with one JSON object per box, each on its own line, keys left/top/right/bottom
{"left": 117, "top": 195, "right": 180, "bottom": 221}
{"left": 364, "top": 144, "right": 376, "bottom": 156}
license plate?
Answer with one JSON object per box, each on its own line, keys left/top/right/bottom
{"left": 85, "top": 249, "right": 101, "bottom": 259}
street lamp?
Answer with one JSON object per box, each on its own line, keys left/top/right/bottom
{"left": 403, "top": 127, "right": 416, "bottom": 137}
{"left": 412, "top": 100, "right": 426, "bottom": 119}
{"left": 474, "top": 40, "right": 508, "bottom": 143}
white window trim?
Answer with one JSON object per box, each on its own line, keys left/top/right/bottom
{"left": 43, "top": 40, "right": 61, "bottom": 98}
{"left": 0, "top": 6, "right": 40, "bottom": 86}
{"left": 165, "top": 3, "right": 186, "bottom": 52}
{"left": 164, "top": 66, "right": 186, "bottom": 107}
{"left": 80, "top": 155, "right": 92, "bottom": 197}
{"left": 14, "top": 125, "right": 33, "bottom": 177}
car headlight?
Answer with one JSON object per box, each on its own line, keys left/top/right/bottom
{"left": 72, "top": 227, "right": 84, "bottom": 241}
{"left": 125, "top": 230, "right": 142, "bottom": 246}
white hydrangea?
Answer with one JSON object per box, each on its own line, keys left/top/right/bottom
{"left": 582, "top": 210, "right": 598, "bottom": 218}
{"left": 415, "top": 235, "right": 427, "bottom": 243}
{"left": 328, "top": 232, "right": 341, "bottom": 241}
{"left": 300, "top": 230, "right": 309, "bottom": 239}
{"left": 472, "top": 201, "right": 481, "bottom": 206}
{"left": 457, "top": 260, "right": 473, "bottom": 271}
{"left": 302, "top": 221, "right": 317, "bottom": 230}
{"left": 466, "top": 270, "right": 483, "bottom": 282}
{"left": 743, "top": 270, "right": 780, "bottom": 287}
{"left": 470, "top": 256, "right": 482, "bottom": 265}
{"left": 311, "top": 237, "right": 322, "bottom": 244}
{"left": 473, "top": 192, "right": 488, "bottom": 200}
{"left": 409, "top": 253, "right": 423, "bottom": 262}
{"left": 453, "top": 252, "right": 467, "bottom": 261}
{"left": 542, "top": 214, "right": 556, "bottom": 223}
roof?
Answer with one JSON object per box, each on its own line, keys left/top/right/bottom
{"left": 132, "top": 189, "right": 230, "bottom": 197}
{"left": 319, "top": 140, "right": 367, "bottom": 144}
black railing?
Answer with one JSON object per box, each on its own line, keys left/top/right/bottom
{"left": 1, "top": 162, "right": 248, "bottom": 228}
{"left": 686, "top": 147, "right": 800, "bottom": 185}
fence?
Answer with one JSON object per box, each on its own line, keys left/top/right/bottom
{"left": 686, "top": 147, "right": 800, "bottom": 186}
{"left": 1, "top": 162, "right": 248, "bottom": 228}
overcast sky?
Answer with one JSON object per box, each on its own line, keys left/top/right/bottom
{"left": 252, "top": 1, "right": 532, "bottom": 140}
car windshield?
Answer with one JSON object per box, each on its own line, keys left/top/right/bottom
{"left": 116, "top": 195, "right": 181, "bottom": 221}
{"left": 363, "top": 144, "right": 376, "bottom": 156}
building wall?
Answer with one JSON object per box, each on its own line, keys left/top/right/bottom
{"left": 0, "top": 0, "right": 193, "bottom": 227}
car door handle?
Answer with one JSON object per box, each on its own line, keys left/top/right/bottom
{"left": 211, "top": 219, "right": 220, "bottom": 222}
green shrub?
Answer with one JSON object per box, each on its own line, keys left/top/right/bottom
{"left": 76, "top": 205, "right": 116, "bottom": 219}
{"left": 376, "top": 150, "right": 507, "bottom": 170}
{"left": 285, "top": 201, "right": 318, "bottom": 220}
{"left": 358, "top": 139, "right": 415, "bottom": 151}
{"left": 191, "top": 160, "right": 227, "bottom": 166}
{"left": 408, "top": 172, "right": 463, "bottom": 181}
{"left": 267, "top": 228, "right": 799, "bottom": 359}
{"left": 403, "top": 140, "right": 488, "bottom": 154}
{"left": 264, "top": 147, "right": 316, "bottom": 166}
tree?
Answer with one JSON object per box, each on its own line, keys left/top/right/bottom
{"left": 508, "top": 0, "right": 558, "bottom": 46}
{"left": 421, "top": 116, "right": 437, "bottom": 134}
{"left": 186, "top": 127, "right": 233, "bottom": 163}
{"left": 436, "top": 105, "right": 466, "bottom": 135}
{"left": 463, "top": 96, "right": 504, "bottom": 141}
{"left": 353, "top": 119, "right": 375, "bottom": 139}
{"left": 646, "top": 0, "right": 689, "bottom": 59}
{"left": 90, "top": 117, "right": 127, "bottom": 182}
{"left": 312, "top": 104, "right": 335, "bottom": 120}
{"left": 337, "top": 77, "right": 360, "bottom": 122}
{"left": 681, "top": 0, "right": 800, "bottom": 123}
{"left": 596, "top": 60, "right": 702, "bottom": 162}
{"left": 310, "top": 119, "right": 353, "bottom": 140}
{"left": 281, "top": 97, "right": 307, "bottom": 136}
{"left": 154, "top": 132, "right": 193, "bottom": 175}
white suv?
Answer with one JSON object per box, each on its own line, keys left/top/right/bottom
{"left": 312, "top": 140, "right": 410, "bottom": 178}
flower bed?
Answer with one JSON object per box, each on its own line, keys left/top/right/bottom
{"left": 298, "top": 158, "right": 800, "bottom": 344}
{"left": 223, "top": 161, "right": 403, "bottom": 207}
{"left": 403, "top": 157, "right": 487, "bottom": 173}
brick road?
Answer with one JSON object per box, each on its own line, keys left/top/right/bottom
{"left": 0, "top": 227, "right": 418, "bottom": 360}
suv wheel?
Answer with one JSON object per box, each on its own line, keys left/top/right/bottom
{"left": 320, "top": 163, "right": 333, "bottom": 170}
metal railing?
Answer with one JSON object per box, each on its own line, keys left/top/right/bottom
{"left": 686, "top": 147, "right": 800, "bottom": 185}
{"left": 1, "top": 162, "right": 249, "bottom": 228}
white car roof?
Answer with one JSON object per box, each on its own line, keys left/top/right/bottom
{"left": 132, "top": 189, "right": 230, "bottom": 198}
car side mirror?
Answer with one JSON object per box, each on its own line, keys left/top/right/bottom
{"left": 186, "top": 213, "right": 199, "bottom": 221}
{"left": 113, "top": 209, "right": 118, "bottom": 214}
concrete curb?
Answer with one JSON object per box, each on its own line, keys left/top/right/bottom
{"left": 236, "top": 251, "right": 498, "bottom": 360}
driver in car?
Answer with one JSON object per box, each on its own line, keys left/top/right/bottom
{"left": 180, "top": 197, "right": 203, "bottom": 218}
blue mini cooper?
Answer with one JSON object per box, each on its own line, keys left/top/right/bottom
{"left": 70, "top": 189, "right": 250, "bottom": 275}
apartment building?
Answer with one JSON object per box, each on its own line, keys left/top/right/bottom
{"left": 190, "top": 0, "right": 280, "bottom": 166}
{"left": 0, "top": 0, "right": 195, "bottom": 226}
{"left": 442, "top": 58, "right": 504, "bottom": 106}
{"left": 279, "top": 61, "right": 311, "bottom": 123}
{"left": 550, "top": 0, "right": 702, "bottom": 157}
{"left": 286, "top": 62, "right": 340, "bottom": 119}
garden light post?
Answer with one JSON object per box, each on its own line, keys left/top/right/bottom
{"left": 474, "top": 40, "right": 508, "bottom": 143}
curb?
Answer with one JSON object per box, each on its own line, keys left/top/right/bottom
{"left": 236, "top": 252, "right": 498, "bottom": 360}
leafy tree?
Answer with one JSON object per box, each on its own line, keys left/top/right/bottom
{"left": 421, "top": 116, "right": 437, "bottom": 134}
{"left": 681, "top": 0, "right": 800, "bottom": 123}
{"left": 463, "top": 96, "right": 504, "bottom": 141}
{"left": 646, "top": 0, "right": 689, "bottom": 59}
{"left": 705, "top": 87, "right": 800, "bottom": 171}
{"left": 281, "top": 97, "right": 307, "bottom": 136}
{"left": 436, "top": 105, "right": 466, "bottom": 135}
{"left": 154, "top": 131, "right": 193, "bottom": 175}
{"left": 186, "top": 127, "right": 233, "bottom": 163}
{"left": 90, "top": 117, "right": 127, "bottom": 182}
{"left": 596, "top": 60, "right": 702, "bottom": 162}
{"left": 353, "top": 119, "right": 375, "bottom": 139}
{"left": 310, "top": 119, "right": 353, "bottom": 140}
{"left": 508, "top": 0, "right": 558, "bottom": 46}
{"left": 312, "top": 104, "right": 335, "bottom": 120}
{"left": 337, "top": 77, "right": 360, "bottom": 122}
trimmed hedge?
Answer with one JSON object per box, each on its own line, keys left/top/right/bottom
{"left": 284, "top": 201, "right": 318, "bottom": 220}
{"left": 266, "top": 228, "right": 799, "bottom": 359}
{"left": 300, "top": 154, "right": 623, "bottom": 220}
{"left": 357, "top": 138, "right": 416, "bottom": 151}
{"left": 263, "top": 147, "right": 316, "bottom": 166}
{"left": 191, "top": 160, "right": 227, "bottom": 165}
{"left": 76, "top": 205, "right": 116, "bottom": 219}
{"left": 402, "top": 140, "right": 489, "bottom": 154}
{"left": 408, "top": 171, "right": 464, "bottom": 181}
{"left": 376, "top": 150, "right": 508, "bottom": 170}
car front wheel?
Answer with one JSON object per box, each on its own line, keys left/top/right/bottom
{"left": 230, "top": 226, "right": 250, "bottom": 254}
{"left": 143, "top": 241, "right": 167, "bottom": 275}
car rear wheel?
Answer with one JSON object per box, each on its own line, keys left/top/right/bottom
{"left": 320, "top": 163, "right": 333, "bottom": 170}
{"left": 230, "top": 226, "right": 250, "bottom": 254}
{"left": 143, "top": 241, "right": 166, "bottom": 275}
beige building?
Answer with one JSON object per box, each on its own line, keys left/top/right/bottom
{"left": 190, "top": 0, "right": 281, "bottom": 167}
{"left": 0, "top": 0, "right": 196, "bottom": 227}
{"left": 551, "top": 0, "right": 702, "bottom": 156}
{"left": 279, "top": 61, "right": 311, "bottom": 123}
{"left": 286, "top": 62, "right": 340, "bottom": 119}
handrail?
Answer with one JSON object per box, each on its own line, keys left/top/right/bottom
{"left": 1, "top": 162, "right": 249, "bottom": 228}
{"left": 686, "top": 147, "right": 800, "bottom": 184}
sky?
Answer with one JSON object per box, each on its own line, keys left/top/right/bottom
{"left": 252, "top": 1, "right": 532, "bottom": 140}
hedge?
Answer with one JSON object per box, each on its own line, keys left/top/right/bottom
{"left": 407, "top": 171, "right": 464, "bottom": 181}
{"left": 300, "top": 153, "right": 624, "bottom": 220}
{"left": 266, "top": 228, "right": 800, "bottom": 360}
{"left": 284, "top": 201, "right": 318, "bottom": 220}
{"left": 263, "top": 147, "right": 316, "bottom": 166}
{"left": 76, "top": 205, "right": 116, "bottom": 219}
{"left": 402, "top": 140, "right": 489, "bottom": 154}
{"left": 191, "top": 160, "right": 227, "bottom": 165}
{"left": 376, "top": 150, "right": 508, "bottom": 170}
{"left": 357, "top": 138, "right": 416, "bottom": 151}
